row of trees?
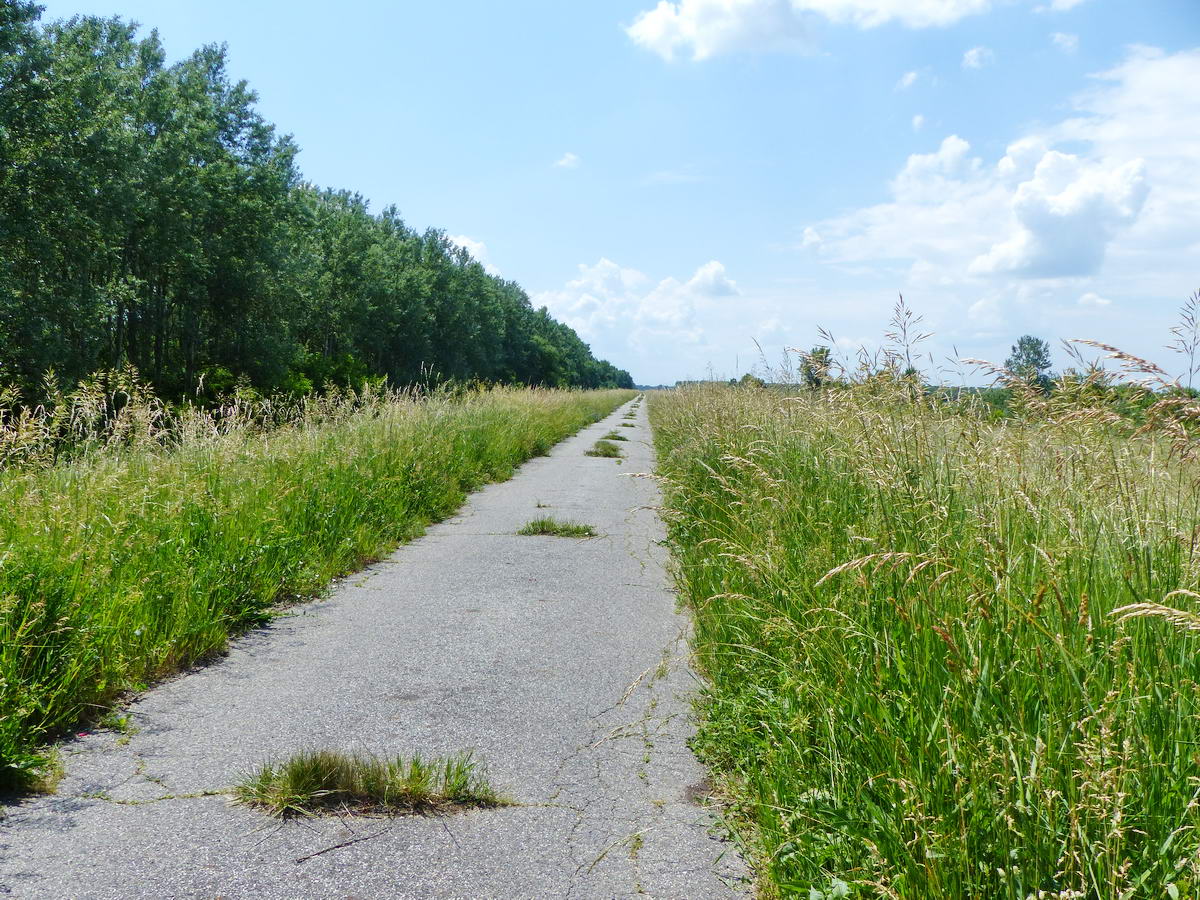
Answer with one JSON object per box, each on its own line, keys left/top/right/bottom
{"left": 0, "top": 6, "right": 632, "bottom": 399}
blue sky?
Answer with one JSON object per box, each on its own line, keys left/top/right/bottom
{"left": 37, "top": 0, "right": 1200, "bottom": 384}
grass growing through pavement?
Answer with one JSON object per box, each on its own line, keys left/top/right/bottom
{"left": 651, "top": 370, "right": 1200, "bottom": 899}
{"left": 234, "top": 749, "right": 503, "bottom": 818}
{"left": 0, "top": 383, "right": 633, "bottom": 788}
{"left": 601, "top": 430, "right": 628, "bottom": 441}
{"left": 585, "top": 439, "right": 623, "bottom": 458}
{"left": 620, "top": 423, "right": 636, "bottom": 428}
{"left": 517, "top": 517, "right": 597, "bottom": 538}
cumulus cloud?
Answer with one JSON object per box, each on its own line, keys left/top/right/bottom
{"left": 896, "top": 70, "right": 918, "bottom": 90}
{"left": 1052, "top": 32, "right": 1078, "bottom": 53}
{"left": 448, "top": 235, "right": 502, "bottom": 276}
{"left": 812, "top": 135, "right": 1147, "bottom": 283}
{"left": 626, "top": 0, "right": 811, "bottom": 61}
{"left": 796, "top": 47, "right": 1199, "bottom": 355}
{"left": 534, "top": 259, "right": 738, "bottom": 350}
{"left": 970, "top": 153, "right": 1147, "bottom": 277}
{"left": 627, "top": 0, "right": 996, "bottom": 60}
{"left": 962, "top": 45, "right": 995, "bottom": 69}
{"left": 911, "top": 114, "right": 925, "bottom": 131}
{"left": 554, "top": 152, "right": 581, "bottom": 169}
{"left": 893, "top": 135, "right": 983, "bottom": 202}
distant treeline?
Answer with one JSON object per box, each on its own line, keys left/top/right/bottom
{"left": 0, "top": 5, "right": 633, "bottom": 399}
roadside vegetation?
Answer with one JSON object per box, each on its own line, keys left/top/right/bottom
{"left": 652, "top": 300, "right": 1200, "bottom": 898}
{"left": 235, "top": 749, "right": 502, "bottom": 818}
{"left": 517, "top": 517, "right": 597, "bottom": 538}
{"left": 0, "top": 383, "right": 632, "bottom": 788}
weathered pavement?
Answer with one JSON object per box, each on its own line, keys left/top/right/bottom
{"left": 0, "top": 398, "right": 749, "bottom": 899}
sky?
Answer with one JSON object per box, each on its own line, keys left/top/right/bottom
{"left": 35, "top": 0, "right": 1200, "bottom": 385}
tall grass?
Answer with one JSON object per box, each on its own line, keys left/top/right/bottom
{"left": 652, "top": 376, "right": 1200, "bottom": 898}
{"left": 0, "top": 382, "right": 632, "bottom": 787}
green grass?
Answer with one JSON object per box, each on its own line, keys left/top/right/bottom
{"left": 601, "top": 430, "right": 628, "bottom": 441}
{"left": 234, "top": 749, "right": 503, "bottom": 818}
{"left": 652, "top": 380, "right": 1200, "bottom": 899}
{"left": 621, "top": 423, "right": 636, "bottom": 428}
{"left": 0, "top": 385, "right": 633, "bottom": 788}
{"left": 585, "top": 439, "right": 623, "bottom": 458}
{"left": 517, "top": 517, "right": 597, "bottom": 538}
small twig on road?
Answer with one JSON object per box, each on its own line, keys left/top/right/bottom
{"left": 440, "top": 818, "right": 461, "bottom": 849}
{"left": 293, "top": 827, "right": 389, "bottom": 864}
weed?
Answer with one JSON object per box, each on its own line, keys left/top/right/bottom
{"left": 586, "top": 440, "right": 623, "bottom": 458}
{"left": 97, "top": 712, "right": 134, "bottom": 734}
{"left": 602, "top": 430, "right": 629, "bottom": 441}
{"left": 629, "top": 831, "right": 644, "bottom": 858}
{"left": 621, "top": 423, "right": 636, "bottom": 428}
{"left": 517, "top": 517, "right": 597, "bottom": 538}
{"left": 234, "top": 749, "right": 504, "bottom": 818}
{"left": 27, "top": 750, "right": 64, "bottom": 795}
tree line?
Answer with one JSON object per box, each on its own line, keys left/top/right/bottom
{"left": 0, "top": 5, "right": 633, "bottom": 400}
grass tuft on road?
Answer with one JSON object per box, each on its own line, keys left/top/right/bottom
{"left": 601, "top": 430, "right": 628, "bottom": 441}
{"left": 517, "top": 517, "right": 596, "bottom": 538}
{"left": 585, "top": 440, "right": 623, "bottom": 458}
{"left": 234, "top": 750, "right": 503, "bottom": 818}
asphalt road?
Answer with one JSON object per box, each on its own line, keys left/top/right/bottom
{"left": 0, "top": 397, "right": 748, "bottom": 899}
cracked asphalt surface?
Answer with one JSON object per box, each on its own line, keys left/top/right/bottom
{"left": 0, "top": 397, "right": 749, "bottom": 899}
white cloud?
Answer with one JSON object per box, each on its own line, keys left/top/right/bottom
{"left": 962, "top": 45, "right": 995, "bottom": 69}
{"left": 534, "top": 259, "right": 739, "bottom": 357}
{"left": 797, "top": 47, "right": 1199, "bottom": 363}
{"left": 448, "top": 235, "right": 502, "bottom": 276}
{"left": 626, "top": 0, "right": 996, "bottom": 60}
{"left": 969, "top": 152, "right": 1147, "bottom": 277}
{"left": 912, "top": 113, "right": 926, "bottom": 132}
{"left": 1052, "top": 31, "right": 1078, "bottom": 53}
{"left": 626, "top": 0, "right": 812, "bottom": 61}
{"left": 896, "top": 70, "right": 918, "bottom": 90}
{"left": 1041, "top": 0, "right": 1087, "bottom": 10}
{"left": 893, "top": 135, "right": 983, "bottom": 202}
{"left": 554, "top": 152, "right": 581, "bottom": 169}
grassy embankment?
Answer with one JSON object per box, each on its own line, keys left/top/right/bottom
{"left": 0, "top": 385, "right": 632, "bottom": 788}
{"left": 652, "top": 380, "right": 1200, "bottom": 898}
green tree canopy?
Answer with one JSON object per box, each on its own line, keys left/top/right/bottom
{"left": 1005, "top": 335, "right": 1053, "bottom": 386}
{"left": 0, "top": 9, "right": 632, "bottom": 399}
